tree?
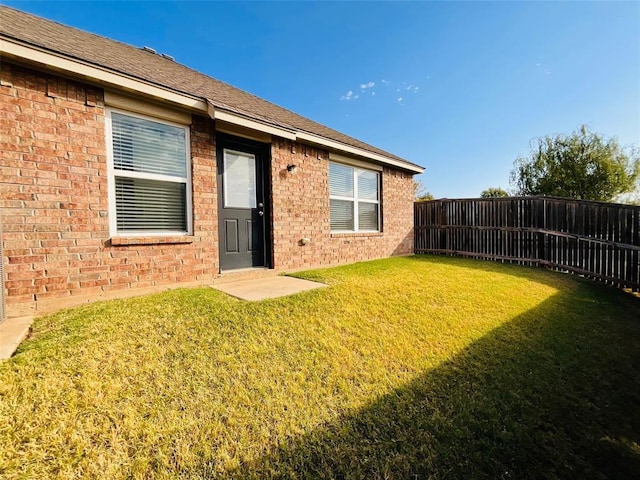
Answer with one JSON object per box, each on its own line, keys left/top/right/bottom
{"left": 413, "top": 179, "right": 434, "bottom": 201}
{"left": 416, "top": 192, "right": 435, "bottom": 202}
{"left": 481, "top": 187, "right": 509, "bottom": 198}
{"left": 510, "top": 125, "right": 640, "bottom": 201}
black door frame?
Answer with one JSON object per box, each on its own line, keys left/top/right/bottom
{"left": 216, "top": 132, "right": 272, "bottom": 272}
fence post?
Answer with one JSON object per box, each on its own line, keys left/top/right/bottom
{"left": 439, "top": 200, "right": 447, "bottom": 252}
{"left": 537, "top": 197, "right": 547, "bottom": 264}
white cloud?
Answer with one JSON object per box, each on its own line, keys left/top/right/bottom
{"left": 340, "top": 90, "right": 355, "bottom": 101}
{"left": 340, "top": 79, "right": 416, "bottom": 103}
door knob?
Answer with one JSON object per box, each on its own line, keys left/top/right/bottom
{"left": 258, "top": 211, "right": 264, "bottom": 216}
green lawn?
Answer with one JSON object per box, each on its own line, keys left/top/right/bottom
{"left": 1, "top": 255, "right": 639, "bottom": 479}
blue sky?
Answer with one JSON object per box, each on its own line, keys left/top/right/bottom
{"left": 5, "top": 1, "right": 639, "bottom": 198}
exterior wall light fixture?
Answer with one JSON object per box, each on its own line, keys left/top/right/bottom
{"left": 286, "top": 164, "right": 297, "bottom": 173}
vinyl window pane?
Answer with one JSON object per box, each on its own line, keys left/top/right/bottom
{"left": 330, "top": 199, "right": 354, "bottom": 231}
{"left": 115, "top": 177, "right": 186, "bottom": 231}
{"left": 329, "top": 162, "right": 380, "bottom": 232}
{"left": 357, "top": 170, "right": 379, "bottom": 200}
{"left": 358, "top": 202, "right": 379, "bottom": 231}
{"left": 112, "top": 112, "right": 187, "bottom": 177}
{"left": 329, "top": 163, "right": 354, "bottom": 197}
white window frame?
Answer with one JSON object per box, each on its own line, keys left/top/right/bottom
{"left": 105, "top": 108, "right": 193, "bottom": 236}
{"left": 329, "top": 161, "right": 381, "bottom": 233}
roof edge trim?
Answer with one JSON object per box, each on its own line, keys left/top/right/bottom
{"left": 296, "top": 132, "right": 424, "bottom": 173}
{"left": 0, "top": 36, "right": 208, "bottom": 111}
{"left": 208, "top": 102, "right": 296, "bottom": 140}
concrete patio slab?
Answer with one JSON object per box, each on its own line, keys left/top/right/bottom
{"left": 0, "top": 316, "right": 33, "bottom": 360}
{"left": 211, "top": 275, "right": 327, "bottom": 301}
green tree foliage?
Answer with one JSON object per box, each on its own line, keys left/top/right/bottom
{"left": 510, "top": 126, "right": 640, "bottom": 201}
{"left": 413, "top": 179, "right": 435, "bottom": 201}
{"left": 416, "top": 192, "right": 435, "bottom": 202}
{"left": 481, "top": 187, "right": 509, "bottom": 198}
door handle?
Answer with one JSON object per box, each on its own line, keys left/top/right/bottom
{"left": 258, "top": 211, "right": 264, "bottom": 216}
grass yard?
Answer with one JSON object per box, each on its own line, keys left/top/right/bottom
{"left": 1, "top": 255, "right": 639, "bottom": 479}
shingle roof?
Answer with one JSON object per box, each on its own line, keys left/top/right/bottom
{"left": 0, "top": 6, "right": 422, "bottom": 170}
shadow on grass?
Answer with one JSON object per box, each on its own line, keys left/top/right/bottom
{"left": 226, "top": 281, "right": 640, "bottom": 479}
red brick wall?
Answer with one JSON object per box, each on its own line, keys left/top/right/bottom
{"left": 270, "top": 139, "right": 414, "bottom": 270}
{"left": 1, "top": 64, "right": 218, "bottom": 317}
{"left": 1, "top": 64, "right": 414, "bottom": 316}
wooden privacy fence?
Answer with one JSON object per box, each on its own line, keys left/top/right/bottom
{"left": 414, "top": 196, "right": 640, "bottom": 291}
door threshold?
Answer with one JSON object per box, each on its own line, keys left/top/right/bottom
{"left": 220, "top": 267, "right": 270, "bottom": 274}
{"left": 215, "top": 267, "right": 276, "bottom": 285}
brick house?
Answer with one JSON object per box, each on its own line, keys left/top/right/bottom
{"left": 0, "top": 6, "right": 424, "bottom": 318}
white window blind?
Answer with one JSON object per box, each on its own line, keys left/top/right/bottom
{"left": 108, "top": 110, "right": 191, "bottom": 235}
{"left": 329, "top": 162, "right": 380, "bottom": 232}
{"left": 330, "top": 199, "right": 354, "bottom": 231}
{"left": 115, "top": 178, "right": 187, "bottom": 231}
{"left": 112, "top": 113, "right": 187, "bottom": 177}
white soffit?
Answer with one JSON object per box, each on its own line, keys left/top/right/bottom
{"left": 329, "top": 152, "right": 383, "bottom": 171}
{"left": 0, "top": 37, "right": 207, "bottom": 112}
{"left": 298, "top": 132, "right": 423, "bottom": 174}
{"left": 208, "top": 103, "right": 296, "bottom": 141}
{"left": 215, "top": 120, "right": 272, "bottom": 144}
{"left": 104, "top": 91, "right": 192, "bottom": 124}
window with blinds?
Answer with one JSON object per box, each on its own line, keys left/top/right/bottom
{"left": 108, "top": 110, "right": 191, "bottom": 235}
{"left": 329, "top": 162, "right": 380, "bottom": 232}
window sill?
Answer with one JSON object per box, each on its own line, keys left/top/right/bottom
{"left": 110, "top": 236, "right": 194, "bottom": 246}
{"left": 331, "top": 232, "right": 383, "bottom": 238}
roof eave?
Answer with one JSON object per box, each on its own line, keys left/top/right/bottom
{"left": 295, "top": 131, "right": 424, "bottom": 174}
{"left": 208, "top": 103, "right": 424, "bottom": 174}
{"left": 0, "top": 35, "right": 208, "bottom": 111}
